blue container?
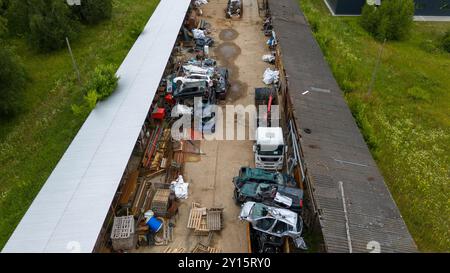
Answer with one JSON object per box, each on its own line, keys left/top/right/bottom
{"left": 146, "top": 216, "right": 162, "bottom": 233}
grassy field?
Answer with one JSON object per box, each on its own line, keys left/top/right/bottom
{"left": 0, "top": 0, "right": 160, "bottom": 249}
{"left": 299, "top": 0, "right": 450, "bottom": 252}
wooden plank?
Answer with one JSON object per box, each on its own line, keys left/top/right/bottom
{"left": 119, "top": 170, "right": 139, "bottom": 205}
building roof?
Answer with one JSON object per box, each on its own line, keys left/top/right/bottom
{"left": 269, "top": 0, "right": 417, "bottom": 252}
{"left": 2, "top": 0, "right": 191, "bottom": 253}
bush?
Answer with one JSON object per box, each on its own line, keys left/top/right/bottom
{"left": 442, "top": 30, "right": 450, "bottom": 53}
{"left": 360, "top": 0, "right": 414, "bottom": 41}
{"left": 72, "top": 64, "right": 118, "bottom": 115}
{"left": 27, "top": 0, "right": 79, "bottom": 52}
{"left": 0, "top": 46, "right": 27, "bottom": 116}
{"left": 87, "top": 64, "right": 119, "bottom": 100}
{"left": 71, "top": 0, "right": 112, "bottom": 25}
{"left": 5, "top": 0, "right": 30, "bottom": 36}
{"left": 360, "top": 4, "right": 378, "bottom": 36}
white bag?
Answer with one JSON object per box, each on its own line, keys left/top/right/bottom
{"left": 263, "top": 68, "right": 279, "bottom": 84}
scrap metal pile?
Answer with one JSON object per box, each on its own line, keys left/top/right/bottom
{"left": 225, "top": 0, "right": 243, "bottom": 18}
{"left": 107, "top": 0, "right": 228, "bottom": 253}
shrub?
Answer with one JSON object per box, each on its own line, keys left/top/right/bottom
{"left": 0, "top": 46, "right": 27, "bottom": 116}
{"left": 5, "top": 0, "right": 30, "bottom": 36}
{"left": 86, "top": 64, "right": 119, "bottom": 100}
{"left": 360, "top": 0, "right": 414, "bottom": 41}
{"left": 442, "top": 30, "right": 450, "bottom": 53}
{"left": 27, "top": 0, "right": 79, "bottom": 51}
{"left": 360, "top": 4, "right": 378, "bottom": 36}
{"left": 71, "top": 0, "right": 112, "bottom": 25}
{"left": 71, "top": 65, "right": 118, "bottom": 115}
{"left": 84, "top": 89, "right": 99, "bottom": 110}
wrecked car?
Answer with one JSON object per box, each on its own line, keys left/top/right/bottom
{"left": 173, "top": 81, "right": 211, "bottom": 100}
{"left": 233, "top": 180, "right": 304, "bottom": 213}
{"left": 250, "top": 229, "right": 284, "bottom": 253}
{"left": 182, "top": 64, "right": 215, "bottom": 76}
{"left": 239, "top": 202, "right": 307, "bottom": 250}
{"left": 214, "top": 67, "right": 230, "bottom": 100}
{"left": 233, "top": 167, "right": 297, "bottom": 187}
{"left": 226, "top": 0, "right": 243, "bottom": 18}
{"left": 186, "top": 58, "right": 217, "bottom": 67}
{"left": 173, "top": 74, "right": 213, "bottom": 88}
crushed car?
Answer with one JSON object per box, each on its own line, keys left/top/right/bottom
{"left": 173, "top": 81, "right": 210, "bottom": 100}
{"left": 233, "top": 167, "right": 297, "bottom": 187}
{"left": 239, "top": 202, "right": 307, "bottom": 250}
{"left": 233, "top": 180, "right": 304, "bottom": 213}
{"left": 226, "top": 0, "right": 243, "bottom": 18}
{"left": 213, "top": 67, "right": 230, "bottom": 100}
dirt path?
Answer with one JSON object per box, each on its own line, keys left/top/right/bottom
{"left": 141, "top": 0, "right": 271, "bottom": 253}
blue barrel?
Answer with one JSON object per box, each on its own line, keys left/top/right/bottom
{"left": 146, "top": 216, "right": 162, "bottom": 233}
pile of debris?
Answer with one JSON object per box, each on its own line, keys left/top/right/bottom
{"left": 225, "top": 0, "right": 243, "bottom": 19}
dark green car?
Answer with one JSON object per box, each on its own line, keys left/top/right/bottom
{"left": 232, "top": 167, "right": 303, "bottom": 213}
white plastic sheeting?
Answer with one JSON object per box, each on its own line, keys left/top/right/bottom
{"left": 170, "top": 175, "right": 189, "bottom": 199}
{"left": 263, "top": 68, "right": 280, "bottom": 84}
{"left": 2, "top": 0, "right": 191, "bottom": 253}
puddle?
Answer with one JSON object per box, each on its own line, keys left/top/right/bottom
{"left": 219, "top": 29, "right": 239, "bottom": 41}
{"left": 215, "top": 42, "right": 241, "bottom": 61}
{"left": 227, "top": 64, "right": 240, "bottom": 81}
{"left": 214, "top": 36, "right": 244, "bottom": 102}
{"left": 227, "top": 81, "right": 248, "bottom": 102}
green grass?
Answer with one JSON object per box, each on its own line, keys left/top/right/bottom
{"left": 299, "top": 0, "right": 450, "bottom": 252}
{"left": 0, "top": 0, "right": 160, "bottom": 249}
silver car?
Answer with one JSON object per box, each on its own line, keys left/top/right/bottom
{"left": 239, "top": 201, "right": 307, "bottom": 250}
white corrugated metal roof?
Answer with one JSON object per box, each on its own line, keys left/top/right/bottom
{"left": 2, "top": 0, "right": 191, "bottom": 253}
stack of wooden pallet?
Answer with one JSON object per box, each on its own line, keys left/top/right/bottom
{"left": 151, "top": 189, "right": 171, "bottom": 217}
{"left": 187, "top": 203, "right": 223, "bottom": 235}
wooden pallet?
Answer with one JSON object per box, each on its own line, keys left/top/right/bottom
{"left": 194, "top": 215, "right": 209, "bottom": 235}
{"left": 191, "top": 243, "right": 221, "bottom": 253}
{"left": 187, "top": 207, "right": 206, "bottom": 229}
{"left": 207, "top": 208, "right": 223, "bottom": 231}
{"left": 164, "top": 247, "right": 186, "bottom": 253}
